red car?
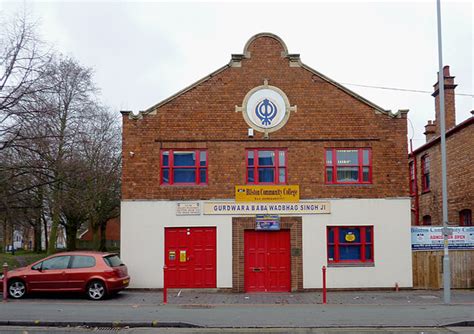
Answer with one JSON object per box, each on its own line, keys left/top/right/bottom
{"left": 0, "top": 251, "right": 130, "bottom": 300}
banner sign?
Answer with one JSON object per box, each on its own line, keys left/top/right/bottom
{"left": 235, "top": 185, "right": 299, "bottom": 202}
{"left": 256, "top": 215, "right": 280, "bottom": 230}
{"left": 411, "top": 226, "right": 474, "bottom": 251}
{"left": 203, "top": 201, "right": 330, "bottom": 215}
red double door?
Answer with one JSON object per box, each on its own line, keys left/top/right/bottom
{"left": 244, "top": 230, "right": 291, "bottom": 292}
{"left": 165, "top": 227, "right": 216, "bottom": 288}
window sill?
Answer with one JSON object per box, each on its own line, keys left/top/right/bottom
{"left": 421, "top": 190, "right": 431, "bottom": 195}
{"left": 328, "top": 263, "right": 375, "bottom": 268}
{"left": 325, "top": 183, "right": 373, "bottom": 186}
{"left": 160, "top": 184, "right": 208, "bottom": 188}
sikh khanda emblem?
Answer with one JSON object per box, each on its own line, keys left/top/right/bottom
{"left": 237, "top": 82, "right": 296, "bottom": 134}
{"left": 255, "top": 98, "right": 278, "bottom": 126}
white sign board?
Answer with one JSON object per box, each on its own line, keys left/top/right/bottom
{"left": 203, "top": 202, "right": 330, "bottom": 215}
{"left": 411, "top": 226, "right": 474, "bottom": 251}
{"left": 176, "top": 202, "right": 201, "bottom": 216}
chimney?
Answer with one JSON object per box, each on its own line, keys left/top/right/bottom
{"left": 424, "top": 120, "right": 437, "bottom": 142}
{"left": 432, "top": 65, "right": 457, "bottom": 135}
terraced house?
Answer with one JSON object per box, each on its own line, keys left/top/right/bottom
{"left": 121, "top": 33, "right": 412, "bottom": 291}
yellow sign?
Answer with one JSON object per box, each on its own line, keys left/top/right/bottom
{"left": 179, "top": 250, "right": 187, "bottom": 262}
{"left": 345, "top": 233, "right": 356, "bottom": 242}
{"left": 235, "top": 185, "right": 300, "bottom": 202}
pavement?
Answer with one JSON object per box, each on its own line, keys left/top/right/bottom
{"left": 0, "top": 289, "right": 472, "bottom": 330}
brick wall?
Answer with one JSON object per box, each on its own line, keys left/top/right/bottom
{"left": 122, "top": 35, "right": 409, "bottom": 200}
{"left": 231, "top": 216, "right": 303, "bottom": 292}
{"left": 411, "top": 120, "right": 474, "bottom": 225}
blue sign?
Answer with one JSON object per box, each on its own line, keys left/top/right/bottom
{"left": 256, "top": 214, "right": 280, "bottom": 230}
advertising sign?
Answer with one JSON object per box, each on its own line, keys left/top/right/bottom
{"left": 411, "top": 226, "right": 474, "bottom": 251}
{"left": 235, "top": 185, "right": 299, "bottom": 202}
{"left": 256, "top": 215, "right": 280, "bottom": 230}
{"left": 203, "top": 201, "right": 330, "bottom": 215}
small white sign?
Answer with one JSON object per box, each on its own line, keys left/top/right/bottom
{"left": 176, "top": 202, "right": 201, "bottom": 216}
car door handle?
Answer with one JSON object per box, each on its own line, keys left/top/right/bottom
{"left": 252, "top": 267, "right": 262, "bottom": 272}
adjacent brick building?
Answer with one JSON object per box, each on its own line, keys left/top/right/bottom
{"left": 409, "top": 66, "right": 473, "bottom": 227}
{"left": 121, "top": 33, "right": 412, "bottom": 291}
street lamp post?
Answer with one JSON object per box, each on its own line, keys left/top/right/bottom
{"left": 436, "top": 0, "right": 451, "bottom": 304}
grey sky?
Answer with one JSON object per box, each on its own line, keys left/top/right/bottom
{"left": 2, "top": 0, "right": 472, "bottom": 149}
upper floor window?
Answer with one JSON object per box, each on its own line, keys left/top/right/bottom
{"left": 459, "top": 209, "right": 472, "bottom": 226}
{"left": 421, "top": 155, "right": 430, "bottom": 192}
{"left": 409, "top": 161, "right": 416, "bottom": 195}
{"left": 325, "top": 148, "right": 372, "bottom": 184}
{"left": 246, "top": 149, "right": 287, "bottom": 184}
{"left": 327, "top": 226, "right": 374, "bottom": 264}
{"left": 422, "top": 215, "right": 431, "bottom": 226}
{"left": 161, "top": 149, "right": 207, "bottom": 185}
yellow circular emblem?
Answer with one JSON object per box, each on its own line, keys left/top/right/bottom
{"left": 345, "top": 233, "right": 356, "bottom": 242}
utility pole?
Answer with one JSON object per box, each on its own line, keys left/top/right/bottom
{"left": 436, "top": 0, "right": 451, "bottom": 304}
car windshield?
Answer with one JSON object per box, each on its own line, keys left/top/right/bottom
{"left": 104, "top": 255, "right": 123, "bottom": 267}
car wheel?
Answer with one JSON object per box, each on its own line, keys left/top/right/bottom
{"left": 87, "top": 280, "right": 106, "bottom": 300}
{"left": 8, "top": 280, "right": 26, "bottom": 299}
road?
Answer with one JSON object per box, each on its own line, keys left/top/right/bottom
{"left": 0, "top": 290, "right": 472, "bottom": 331}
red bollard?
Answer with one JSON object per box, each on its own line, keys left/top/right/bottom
{"left": 3, "top": 263, "right": 8, "bottom": 302}
{"left": 163, "top": 265, "right": 167, "bottom": 305}
{"left": 322, "top": 265, "right": 327, "bottom": 304}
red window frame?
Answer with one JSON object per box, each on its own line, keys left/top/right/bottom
{"left": 160, "top": 149, "right": 208, "bottom": 186}
{"left": 327, "top": 226, "right": 374, "bottom": 264}
{"left": 246, "top": 148, "right": 287, "bottom": 185}
{"left": 459, "top": 209, "right": 472, "bottom": 226}
{"left": 325, "top": 148, "right": 372, "bottom": 184}
{"left": 421, "top": 155, "right": 430, "bottom": 192}
{"left": 409, "top": 161, "right": 416, "bottom": 195}
{"left": 422, "top": 215, "right": 431, "bottom": 226}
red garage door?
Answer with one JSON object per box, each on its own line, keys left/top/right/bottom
{"left": 165, "top": 227, "right": 216, "bottom": 288}
{"left": 244, "top": 230, "right": 291, "bottom": 292}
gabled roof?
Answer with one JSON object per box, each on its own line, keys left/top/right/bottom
{"left": 122, "top": 33, "right": 401, "bottom": 118}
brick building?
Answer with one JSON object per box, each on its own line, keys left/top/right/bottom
{"left": 409, "top": 66, "right": 473, "bottom": 227}
{"left": 78, "top": 217, "right": 121, "bottom": 249}
{"left": 121, "top": 33, "right": 412, "bottom": 291}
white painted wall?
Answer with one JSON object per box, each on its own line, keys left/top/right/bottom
{"left": 302, "top": 198, "right": 412, "bottom": 288}
{"left": 121, "top": 198, "right": 412, "bottom": 289}
{"left": 121, "top": 200, "right": 233, "bottom": 288}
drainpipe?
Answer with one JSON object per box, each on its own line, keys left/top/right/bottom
{"left": 410, "top": 140, "right": 420, "bottom": 225}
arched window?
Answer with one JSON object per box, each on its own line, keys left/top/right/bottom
{"left": 459, "top": 209, "right": 472, "bottom": 226}
{"left": 422, "top": 215, "right": 431, "bottom": 226}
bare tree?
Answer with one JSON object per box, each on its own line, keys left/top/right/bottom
{"left": 0, "top": 10, "right": 50, "bottom": 150}
{"left": 0, "top": 13, "right": 121, "bottom": 254}
{"left": 80, "top": 110, "right": 121, "bottom": 251}
{"left": 33, "top": 56, "right": 97, "bottom": 254}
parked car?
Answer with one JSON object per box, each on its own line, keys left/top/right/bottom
{"left": 0, "top": 251, "right": 130, "bottom": 300}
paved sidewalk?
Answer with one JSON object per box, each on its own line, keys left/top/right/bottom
{"left": 159, "top": 289, "right": 474, "bottom": 305}
{"left": 3, "top": 289, "right": 473, "bottom": 306}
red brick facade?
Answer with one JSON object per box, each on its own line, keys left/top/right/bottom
{"left": 409, "top": 66, "right": 474, "bottom": 226}
{"left": 122, "top": 34, "right": 409, "bottom": 201}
